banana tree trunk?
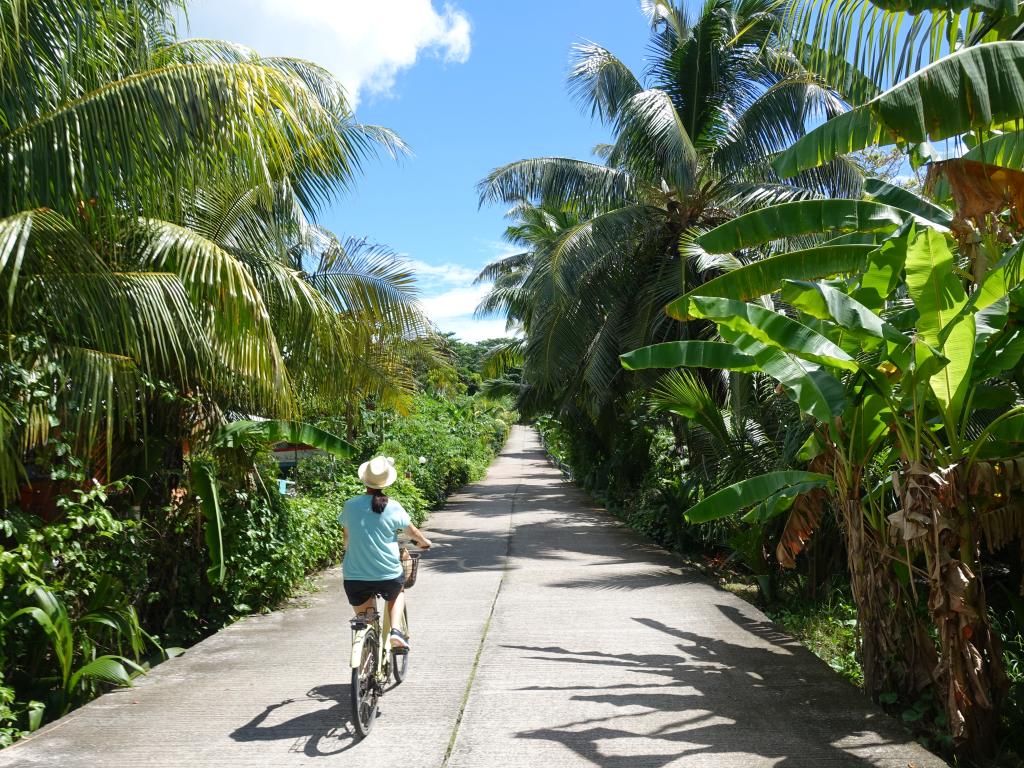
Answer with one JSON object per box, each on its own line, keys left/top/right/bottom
{"left": 894, "top": 463, "right": 1008, "bottom": 760}
{"left": 827, "top": 448, "right": 937, "bottom": 704}
{"left": 929, "top": 508, "right": 1007, "bottom": 760}
{"left": 839, "top": 494, "right": 936, "bottom": 701}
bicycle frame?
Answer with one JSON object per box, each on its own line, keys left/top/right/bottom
{"left": 349, "top": 596, "right": 393, "bottom": 682}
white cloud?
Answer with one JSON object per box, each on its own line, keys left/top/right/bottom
{"left": 406, "top": 260, "right": 479, "bottom": 286}
{"left": 406, "top": 250, "right": 519, "bottom": 341}
{"left": 185, "top": 1, "right": 471, "bottom": 106}
{"left": 419, "top": 282, "right": 518, "bottom": 342}
{"left": 420, "top": 284, "right": 490, "bottom": 321}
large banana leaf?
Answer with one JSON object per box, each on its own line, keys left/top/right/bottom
{"left": 773, "top": 109, "right": 890, "bottom": 180}
{"left": 775, "top": 42, "right": 1024, "bottom": 177}
{"left": 782, "top": 280, "right": 913, "bottom": 356}
{"left": 903, "top": 228, "right": 975, "bottom": 422}
{"left": 742, "top": 481, "right": 829, "bottom": 524}
{"left": 847, "top": 393, "right": 893, "bottom": 466}
{"left": 727, "top": 331, "right": 848, "bottom": 422}
{"left": 688, "top": 297, "right": 860, "bottom": 372}
{"left": 822, "top": 232, "right": 884, "bottom": 246}
{"left": 964, "top": 131, "right": 1024, "bottom": 169}
{"left": 855, "top": 229, "right": 910, "bottom": 308}
{"left": 190, "top": 459, "right": 225, "bottom": 584}
{"left": 875, "top": 42, "right": 1024, "bottom": 143}
{"left": 685, "top": 471, "right": 834, "bottom": 523}
{"left": 863, "top": 178, "right": 953, "bottom": 227}
{"left": 697, "top": 200, "right": 911, "bottom": 253}
{"left": 941, "top": 255, "right": 1013, "bottom": 345}
{"left": 211, "top": 420, "right": 354, "bottom": 457}
{"left": 990, "top": 409, "right": 1024, "bottom": 442}
{"left": 619, "top": 340, "right": 759, "bottom": 371}
{"left": 976, "top": 329, "right": 1024, "bottom": 377}
{"left": 665, "top": 245, "right": 877, "bottom": 320}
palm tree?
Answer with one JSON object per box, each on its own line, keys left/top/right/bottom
{"left": 477, "top": 0, "right": 859, "bottom": 426}
{"left": 0, "top": 1, "right": 426, "bottom": 500}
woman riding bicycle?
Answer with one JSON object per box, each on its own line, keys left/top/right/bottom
{"left": 338, "top": 455, "right": 431, "bottom": 651}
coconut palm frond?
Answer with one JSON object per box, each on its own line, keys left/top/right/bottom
{"left": 306, "top": 233, "right": 428, "bottom": 339}
{"left": 481, "top": 338, "right": 526, "bottom": 379}
{"left": 568, "top": 42, "right": 643, "bottom": 124}
{"left": 479, "top": 157, "right": 638, "bottom": 212}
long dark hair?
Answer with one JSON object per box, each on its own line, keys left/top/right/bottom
{"left": 369, "top": 488, "right": 389, "bottom": 514}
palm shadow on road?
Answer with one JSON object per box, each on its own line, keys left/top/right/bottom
{"left": 426, "top": 489, "right": 669, "bottom": 576}
{"left": 505, "top": 604, "right": 940, "bottom": 767}
{"left": 230, "top": 684, "right": 360, "bottom": 757}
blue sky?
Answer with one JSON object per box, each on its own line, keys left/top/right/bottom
{"left": 183, "top": 1, "right": 651, "bottom": 341}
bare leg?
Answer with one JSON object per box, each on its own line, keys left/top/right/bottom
{"left": 352, "top": 598, "right": 375, "bottom": 619}
{"left": 386, "top": 590, "right": 406, "bottom": 646}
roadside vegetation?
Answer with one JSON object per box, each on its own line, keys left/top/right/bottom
{"left": 482, "top": 1, "right": 1024, "bottom": 764}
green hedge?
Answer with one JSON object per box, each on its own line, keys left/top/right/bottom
{"left": 298, "top": 393, "right": 513, "bottom": 510}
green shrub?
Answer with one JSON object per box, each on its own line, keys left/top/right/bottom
{"left": 304, "top": 393, "right": 513, "bottom": 511}
{"left": 386, "top": 475, "right": 429, "bottom": 526}
{"left": 370, "top": 394, "right": 512, "bottom": 505}
{"left": 0, "top": 483, "right": 156, "bottom": 737}
{"left": 0, "top": 680, "right": 24, "bottom": 749}
{"left": 766, "top": 593, "right": 862, "bottom": 687}
{"left": 280, "top": 495, "right": 347, "bottom": 573}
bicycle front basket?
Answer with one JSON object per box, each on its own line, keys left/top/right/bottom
{"left": 400, "top": 548, "right": 421, "bottom": 590}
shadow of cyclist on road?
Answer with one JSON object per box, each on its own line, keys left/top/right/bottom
{"left": 231, "top": 684, "right": 360, "bottom": 757}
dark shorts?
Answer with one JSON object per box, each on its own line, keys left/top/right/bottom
{"left": 343, "top": 576, "right": 405, "bottom": 606}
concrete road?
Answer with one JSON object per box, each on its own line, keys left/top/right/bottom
{"left": 0, "top": 426, "right": 946, "bottom": 767}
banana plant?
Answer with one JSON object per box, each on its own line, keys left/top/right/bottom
{"left": 774, "top": 42, "right": 1024, "bottom": 178}
{"left": 624, "top": 204, "right": 1024, "bottom": 752}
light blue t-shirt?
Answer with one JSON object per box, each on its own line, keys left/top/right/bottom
{"left": 338, "top": 495, "right": 411, "bottom": 581}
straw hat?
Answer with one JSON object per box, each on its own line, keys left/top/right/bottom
{"left": 358, "top": 455, "right": 397, "bottom": 490}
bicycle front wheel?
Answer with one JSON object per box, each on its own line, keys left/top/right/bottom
{"left": 351, "top": 628, "right": 379, "bottom": 738}
{"left": 392, "top": 606, "right": 410, "bottom": 684}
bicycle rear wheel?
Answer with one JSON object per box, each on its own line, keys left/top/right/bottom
{"left": 351, "top": 628, "right": 379, "bottom": 738}
{"left": 391, "top": 606, "right": 410, "bottom": 684}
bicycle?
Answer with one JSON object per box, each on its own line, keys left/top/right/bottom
{"left": 348, "top": 547, "right": 421, "bottom": 738}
